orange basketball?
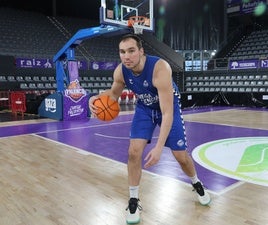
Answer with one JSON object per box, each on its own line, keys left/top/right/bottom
{"left": 93, "top": 95, "right": 120, "bottom": 121}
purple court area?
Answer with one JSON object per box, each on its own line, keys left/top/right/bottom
{"left": 1, "top": 106, "right": 268, "bottom": 194}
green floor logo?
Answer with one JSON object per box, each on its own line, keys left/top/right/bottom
{"left": 192, "top": 137, "right": 268, "bottom": 187}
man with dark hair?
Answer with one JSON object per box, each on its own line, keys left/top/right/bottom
{"left": 89, "top": 34, "right": 211, "bottom": 224}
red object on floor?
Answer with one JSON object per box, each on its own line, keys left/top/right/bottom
{"left": 10, "top": 91, "right": 26, "bottom": 117}
{"left": 120, "top": 91, "right": 128, "bottom": 104}
{"left": 127, "top": 91, "right": 135, "bottom": 104}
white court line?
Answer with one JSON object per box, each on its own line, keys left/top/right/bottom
{"left": 2, "top": 121, "right": 244, "bottom": 196}
{"left": 35, "top": 120, "right": 132, "bottom": 135}
{"left": 94, "top": 133, "right": 129, "bottom": 139}
{"left": 0, "top": 118, "right": 132, "bottom": 139}
{"left": 34, "top": 133, "right": 221, "bottom": 196}
{"left": 32, "top": 133, "right": 234, "bottom": 196}
{"left": 215, "top": 180, "right": 245, "bottom": 195}
{"left": 94, "top": 133, "right": 158, "bottom": 139}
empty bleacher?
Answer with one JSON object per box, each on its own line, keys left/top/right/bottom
{"left": 0, "top": 7, "right": 268, "bottom": 110}
{"left": 0, "top": 8, "right": 67, "bottom": 58}
{"left": 2, "top": 67, "right": 113, "bottom": 95}
{"left": 0, "top": 7, "right": 184, "bottom": 96}
{"left": 229, "top": 29, "right": 268, "bottom": 60}
{"left": 184, "top": 69, "right": 268, "bottom": 93}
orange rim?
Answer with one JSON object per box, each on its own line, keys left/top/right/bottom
{"left": 127, "top": 16, "right": 147, "bottom": 27}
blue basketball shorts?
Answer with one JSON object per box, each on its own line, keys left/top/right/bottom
{"left": 130, "top": 103, "right": 187, "bottom": 151}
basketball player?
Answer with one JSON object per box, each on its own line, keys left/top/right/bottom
{"left": 88, "top": 34, "right": 211, "bottom": 224}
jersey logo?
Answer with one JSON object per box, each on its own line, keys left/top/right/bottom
{"left": 143, "top": 80, "right": 149, "bottom": 87}
{"left": 136, "top": 93, "right": 159, "bottom": 106}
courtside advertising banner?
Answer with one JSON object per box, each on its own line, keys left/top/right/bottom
{"left": 62, "top": 90, "right": 88, "bottom": 120}
{"left": 229, "top": 59, "right": 268, "bottom": 70}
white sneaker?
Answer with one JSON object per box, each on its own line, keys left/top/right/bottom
{"left": 126, "top": 198, "right": 142, "bottom": 224}
{"left": 192, "top": 182, "right": 211, "bottom": 205}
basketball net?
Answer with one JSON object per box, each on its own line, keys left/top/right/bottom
{"left": 133, "top": 23, "right": 144, "bottom": 34}
{"left": 127, "top": 16, "right": 146, "bottom": 34}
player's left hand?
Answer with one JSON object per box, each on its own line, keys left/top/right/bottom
{"left": 144, "top": 147, "right": 162, "bottom": 168}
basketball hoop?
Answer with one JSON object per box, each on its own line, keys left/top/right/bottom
{"left": 127, "top": 16, "right": 148, "bottom": 34}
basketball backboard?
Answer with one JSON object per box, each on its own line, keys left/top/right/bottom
{"left": 100, "top": 0, "right": 154, "bottom": 32}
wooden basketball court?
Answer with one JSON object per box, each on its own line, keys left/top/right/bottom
{"left": 0, "top": 106, "right": 268, "bottom": 225}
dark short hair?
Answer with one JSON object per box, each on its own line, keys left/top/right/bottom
{"left": 119, "top": 34, "right": 143, "bottom": 49}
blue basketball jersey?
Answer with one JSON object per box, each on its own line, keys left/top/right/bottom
{"left": 121, "top": 55, "right": 187, "bottom": 151}
{"left": 122, "top": 55, "right": 180, "bottom": 110}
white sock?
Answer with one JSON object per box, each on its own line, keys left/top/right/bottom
{"left": 190, "top": 174, "right": 199, "bottom": 184}
{"left": 129, "top": 186, "right": 139, "bottom": 199}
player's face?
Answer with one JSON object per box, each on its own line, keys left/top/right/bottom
{"left": 119, "top": 38, "right": 144, "bottom": 70}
